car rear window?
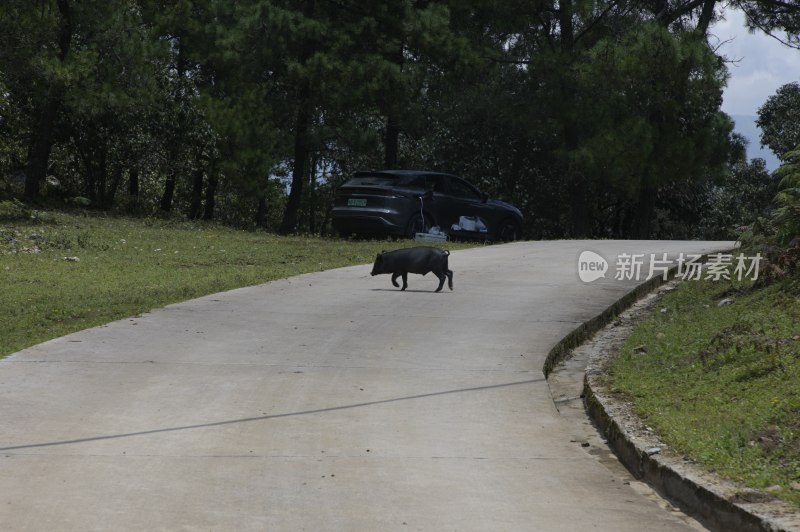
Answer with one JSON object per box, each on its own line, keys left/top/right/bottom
{"left": 343, "top": 172, "right": 445, "bottom": 191}
{"left": 344, "top": 175, "right": 401, "bottom": 186}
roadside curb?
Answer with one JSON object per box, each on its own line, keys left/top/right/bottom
{"left": 543, "top": 270, "right": 670, "bottom": 378}
{"left": 542, "top": 264, "right": 800, "bottom": 531}
{"left": 585, "top": 360, "right": 800, "bottom": 532}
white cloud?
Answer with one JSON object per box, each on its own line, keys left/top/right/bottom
{"left": 711, "top": 8, "right": 800, "bottom": 117}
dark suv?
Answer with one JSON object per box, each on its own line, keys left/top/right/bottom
{"left": 332, "top": 170, "right": 523, "bottom": 241}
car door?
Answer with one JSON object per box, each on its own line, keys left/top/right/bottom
{"left": 441, "top": 176, "right": 494, "bottom": 237}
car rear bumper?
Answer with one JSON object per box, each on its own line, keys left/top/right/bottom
{"left": 331, "top": 208, "right": 405, "bottom": 235}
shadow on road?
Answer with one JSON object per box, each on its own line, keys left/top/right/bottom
{"left": 369, "top": 289, "right": 452, "bottom": 293}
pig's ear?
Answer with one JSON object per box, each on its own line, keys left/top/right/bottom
{"left": 381, "top": 250, "right": 387, "bottom": 254}
{"left": 376, "top": 253, "right": 382, "bottom": 260}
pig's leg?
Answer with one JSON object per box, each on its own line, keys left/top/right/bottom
{"left": 401, "top": 272, "right": 408, "bottom": 291}
{"left": 434, "top": 271, "right": 446, "bottom": 292}
{"left": 446, "top": 269, "right": 453, "bottom": 290}
{"left": 391, "top": 273, "right": 401, "bottom": 287}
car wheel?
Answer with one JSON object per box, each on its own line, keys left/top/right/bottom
{"left": 498, "top": 220, "right": 520, "bottom": 242}
{"left": 406, "top": 213, "right": 431, "bottom": 238}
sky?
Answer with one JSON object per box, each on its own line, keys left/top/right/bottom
{"left": 711, "top": 8, "right": 800, "bottom": 117}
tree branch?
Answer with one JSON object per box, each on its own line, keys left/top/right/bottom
{"left": 740, "top": 2, "right": 800, "bottom": 49}
{"left": 750, "top": 0, "right": 800, "bottom": 10}
{"left": 574, "top": 0, "right": 623, "bottom": 44}
{"left": 696, "top": 0, "right": 718, "bottom": 34}
{"left": 666, "top": 0, "right": 711, "bottom": 23}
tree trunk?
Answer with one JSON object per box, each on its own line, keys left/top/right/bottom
{"left": 696, "top": 0, "right": 718, "bottom": 35}
{"left": 568, "top": 174, "right": 591, "bottom": 237}
{"left": 308, "top": 155, "right": 318, "bottom": 234}
{"left": 558, "top": 0, "right": 573, "bottom": 47}
{"left": 77, "top": 142, "right": 97, "bottom": 204}
{"left": 128, "top": 168, "right": 140, "bottom": 213}
{"left": 558, "top": 0, "right": 591, "bottom": 238}
{"left": 612, "top": 199, "right": 626, "bottom": 238}
{"left": 160, "top": 127, "right": 181, "bottom": 213}
{"left": 255, "top": 196, "right": 267, "bottom": 228}
{"left": 97, "top": 148, "right": 108, "bottom": 209}
{"left": 632, "top": 184, "right": 656, "bottom": 239}
{"left": 189, "top": 164, "right": 204, "bottom": 219}
{"left": 25, "top": 96, "right": 61, "bottom": 201}
{"left": 383, "top": 44, "right": 404, "bottom": 169}
{"left": 160, "top": 38, "right": 186, "bottom": 213}
{"left": 653, "top": 0, "right": 670, "bottom": 23}
{"left": 384, "top": 113, "right": 399, "bottom": 168}
{"left": 279, "top": 91, "right": 311, "bottom": 234}
{"left": 203, "top": 168, "right": 217, "bottom": 221}
{"left": 160, "top": 170, "right": 177, "bottom": 212}
{"left": 129, "top": 168, "right": 140, "bottom": 197}
{"left": 105, "top": 165, "right": 122, "bottom": 210}
{"left": 321, "top": 205, "right": 332, "bottom": 237}
{"left": 279, "top": 0, "right": 318, "bottom": 234}
{"left": 24, "top": 0, "right": 72, "bottom": 202}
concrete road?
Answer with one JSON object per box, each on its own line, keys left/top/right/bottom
{"left": 0, "top": 240, "right": 733, "bottom": 531}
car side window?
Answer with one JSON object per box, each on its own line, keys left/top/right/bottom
{"left": 427, "top": 175, "right": 447, "bottom": 193}
{"left": 447, "top": 178, "right": 481, "bottom": 200}
{"left": 404, "top": 176, "right": 426, "bottom": 190}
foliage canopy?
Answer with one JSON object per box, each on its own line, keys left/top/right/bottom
{"left": 1, "top": 0, "right": 797, "bottom": 238}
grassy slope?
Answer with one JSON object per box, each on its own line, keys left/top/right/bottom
{"left": 610, "top": 275, "right": 800, "bottom": 506}
{"left": 0, "top": 212, "right": 473, "bottom": 359}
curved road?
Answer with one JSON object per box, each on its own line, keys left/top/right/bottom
{"left": 0, "top": 240, "right": 732, "bottom": 531}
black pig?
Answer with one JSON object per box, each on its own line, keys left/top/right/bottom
{"left": 371, "top": 246, "right": 454, "bottom": 292}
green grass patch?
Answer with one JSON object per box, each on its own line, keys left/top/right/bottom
{"left": 1, "top": 211, "right": 475, "bottom": 359}
{"left": 609, "top": 275, "right": 800, "bottom": 506}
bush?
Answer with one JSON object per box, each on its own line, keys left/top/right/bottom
{"left": 66, "top": 196, "right": 91, "bottom": 207}
{"left": 773, "top": 146, "right": 800, "bottom": 246}
{"left": 0, "top": 199, "right": 30, "bottom": 221}
{"left": 740, "top": 146, "right": 800, "bottom": 279}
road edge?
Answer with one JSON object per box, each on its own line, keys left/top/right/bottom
{"left": 543, "top": 271, "right": 670, "bottom": 378}
{"left": 543, "top": 258, "right": 800, "bottom": 532}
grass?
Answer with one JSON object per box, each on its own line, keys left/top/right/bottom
{"left": 0, "top": 210, "right": 475, "bottom": 359}
{"left": 609, "top": 274, "right": 800, "bottom": 507}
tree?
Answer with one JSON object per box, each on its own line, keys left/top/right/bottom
{"left": 0, "top": 72, "right": 26, "bottom": 196}
{"left": 571, "top": 24, "right": 736, "bottom": 237}
{"left": 270, "top": 0, "right": 467, "bottom": 232}
{"left": 3, "top": 0, "right": 792, "bottom": 239}
{"left": 368, "top": 1, "right": 473, "bottom": 169}
{"left": 0, "top": 0, "right": 74, "bottom": 201}
{"left": 695, "top": 156, "right": 777, "bottom": 238}
{"left": 772, "top": 145, "right": 800, "bottom": 244}
{"left": 757, "top": 82, "right": 800, "bottom": 162}
{"left": 736, "top": 0, "right": 800, "bottom": 47}
{"left": 59, "top": 2, "right": 168, "bottom": 210}
{"left": 140, "top": 0, "right": 220, "bottom": 214}
{"left": 0, "top": 0, "right": 183, "bottom": 208}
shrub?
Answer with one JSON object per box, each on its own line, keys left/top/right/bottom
{"left": 0, "top": 199, "right": 30, "bottom": 221}
{"left": 773, "top": 146, "right": 800, "bottom": 246}
{"left": 66, "top": 196, "right": 91, "bottom": 207}
{"left": 740, "top": 146, "right": 800, "bottom": 279}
